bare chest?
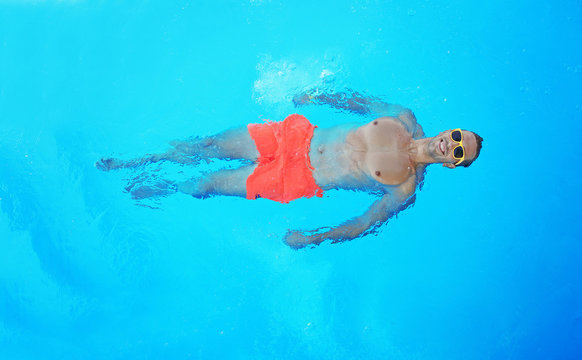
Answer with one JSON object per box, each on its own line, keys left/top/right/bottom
{"left": 352, "top": 118, "right": 415, "bottom": 185}
{"left": 308, "top": 120, "right": 415, "bottom": 189}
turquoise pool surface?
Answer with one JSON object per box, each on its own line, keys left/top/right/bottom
{"left": 0, "top": 1, "right": 581, "bottom": 359}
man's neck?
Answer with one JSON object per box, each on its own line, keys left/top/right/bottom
{"left": 409, "top": 137, "right": 438, "bottom": 165}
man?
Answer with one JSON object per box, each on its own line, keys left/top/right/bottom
{"left": 97, "top": 89, "right": 483, "bottom": 249}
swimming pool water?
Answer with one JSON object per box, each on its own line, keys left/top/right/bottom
{"left": 0, "top": 1, "right": 581, "bottom": 359}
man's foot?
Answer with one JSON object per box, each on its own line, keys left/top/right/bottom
{"left": 95, "top": 157, "right": 124, "bottom": 171}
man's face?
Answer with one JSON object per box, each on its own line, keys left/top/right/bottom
{"left": 428, "top": 129, "right": 478, "bottom": 167}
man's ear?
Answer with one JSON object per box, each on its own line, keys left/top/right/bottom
{"left": 442, "top": 163, "right": 456, "bottom": 169}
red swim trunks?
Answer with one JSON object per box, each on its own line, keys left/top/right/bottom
{"left": 246, "top": 114, "right": 324, "bottom": 203}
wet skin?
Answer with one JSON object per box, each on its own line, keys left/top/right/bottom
{"left": 97, "top": 109, "right": 479, "bottom": 249}
{"left": 284, "top": 117, "right": 478, "bottom": 248}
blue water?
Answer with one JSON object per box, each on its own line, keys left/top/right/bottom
{"left": 1, "top": 1, "right": 581, "bottom": 359}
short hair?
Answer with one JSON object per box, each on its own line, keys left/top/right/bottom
{"left": 458, "top": 131, "right": 483, "bottom": 168}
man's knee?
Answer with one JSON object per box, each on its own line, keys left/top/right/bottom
{"left": 177, "top": 178, "right": 211, "bottom": 198}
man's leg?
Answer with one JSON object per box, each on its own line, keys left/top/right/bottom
{"left": 170, "top": 126, "right": 259, "bottom": 161}
{"left": 128, "top": 164, "right": 257, "bottom": 200}
{"left": 97, "top": 126, "right": 259, "bottom": 171}
{"left": 176, "top": 164, "right": 257, "bottom": 199}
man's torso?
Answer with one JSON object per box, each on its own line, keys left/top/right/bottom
{"left": 309, "top": 117, "right": 418, "bottom": 193}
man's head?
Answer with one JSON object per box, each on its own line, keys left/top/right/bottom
{"left": 428, "top": 129, "right": 483, "bottom": 168}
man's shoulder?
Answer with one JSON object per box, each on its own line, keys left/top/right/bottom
{"left": 366, "top": 116, "right": 417, "bottom": 138}
{"left": 392, "top": 108, "right": 424, "bottom": 139}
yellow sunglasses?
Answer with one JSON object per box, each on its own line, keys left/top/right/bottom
{"left": 450, "top": 129, "right": 465, "bottom": 165}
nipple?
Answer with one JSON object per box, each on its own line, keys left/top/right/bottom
{"left": 375, "top": 170, "right": 381, "bottom": 177}
{"left": 373, "top": 121, "right": 378, "bottom": 125}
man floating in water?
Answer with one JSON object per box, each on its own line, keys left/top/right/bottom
{"left": 97, "top": 89, "right": 483, "bottom": 249}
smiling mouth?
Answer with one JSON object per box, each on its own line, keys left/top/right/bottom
{"left": 439, "top": 139, "right": 446, "bottom": 155}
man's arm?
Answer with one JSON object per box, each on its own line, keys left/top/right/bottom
{"left": 293, "top": 88, "right": 422, "bottom": 136}
{"left": 284, "top": 185, "right": 416, "bottom": 249}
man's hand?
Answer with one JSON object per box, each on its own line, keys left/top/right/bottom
{"left": 292, "top": 92, "right": 313, "bottom": 107}
{"left": 284, "top": 230, "right": 321, "bottom": 249}
{"left": 283, "top": 190, "right": 416, "bottom": 249}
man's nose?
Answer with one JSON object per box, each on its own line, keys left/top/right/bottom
{"left": 446, "top": 138, "right": 454, "bottom": 151}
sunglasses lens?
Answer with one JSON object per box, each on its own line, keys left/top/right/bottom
{"left": 451, "top": 130, "right": 462, "bottom": 142}
{"left": 454, "top": 146, "right": 464, "bottom": 159}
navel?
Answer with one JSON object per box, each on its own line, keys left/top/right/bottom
{"left": 375, "top": 170, "right": 381, "bottom": 177}
{"left": 373, "top": 121, "right": 378, "bottom": 125}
